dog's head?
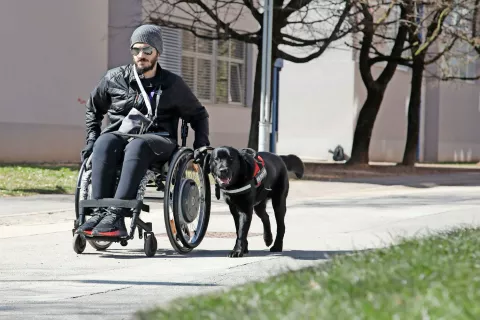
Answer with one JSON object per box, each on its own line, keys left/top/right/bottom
{"left": 208, "top": 147, "right": 255, "bottom": 188}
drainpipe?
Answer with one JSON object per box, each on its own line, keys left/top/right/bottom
{"left": 270, "top": 58, "right": 283, "bottom": 153}
{"left": 416, "top": 3, "right": 424, "bottom": 161}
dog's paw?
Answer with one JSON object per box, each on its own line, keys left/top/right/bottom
{"left": 270, "top": 243, "right": 283, "bottom": 252}
{"left": 264, "top": 233, "right": 273, "bottom": 247}
{"left": 228, "top": 249, "right": 244, "bottom": 258}
{"left": 228, "top": 242, "right": 247, "bottom": 257}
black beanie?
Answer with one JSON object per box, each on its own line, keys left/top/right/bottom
{"left": 130, "top": 24, "right": 163, "bottom": 55}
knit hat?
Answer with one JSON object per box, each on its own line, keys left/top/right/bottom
{"left": 130, "top": 24, "right": 163, "bottom": 55}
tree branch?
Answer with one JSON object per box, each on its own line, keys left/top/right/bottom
{"left": 377, "top": 3, "right": 409, "bottom": 85}
{"left": 281, "top": 0, "right": 315, "bottom": 22}
{"left": 146, "top": 0, "right": 260, "bottom": 44}
{"left": 277, "top": 0, "right": 352, "bottom": 62}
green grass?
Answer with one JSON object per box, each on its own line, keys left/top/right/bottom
{"left": 136, "top": 227, "right": 480, "bottom": 320}
{"left": 0, "top": 164, "right": 79, "bottom": 196}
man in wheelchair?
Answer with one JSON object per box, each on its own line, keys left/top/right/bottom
{"left": 76, "top": 24, "right": 210, "bottom": 238}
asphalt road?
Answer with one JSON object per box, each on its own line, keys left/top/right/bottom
{"left": 1, "top": 180, "right": 480, "bottom": 320}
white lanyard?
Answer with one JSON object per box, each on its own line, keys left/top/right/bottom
{"left": 133, "top": 66, "right": 153, "bottom": 118}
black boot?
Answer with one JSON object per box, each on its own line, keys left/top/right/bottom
{"left": 76, "top": 208, "right": 106, "bottom": 235}
{"left": 91, "top": 207, "right": 128, "bottom": 237}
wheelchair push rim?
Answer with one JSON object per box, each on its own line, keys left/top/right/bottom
{"left": 164, "top": 147, "right": 211, "bottom": 252}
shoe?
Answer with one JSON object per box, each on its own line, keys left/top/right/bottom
{"left": 91, "top": 207, "right": 128, "bottom": 237}
{"left": 76, "top": 208, "right": 106, "bottom": 235}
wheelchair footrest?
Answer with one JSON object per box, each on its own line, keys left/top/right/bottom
{"left": 84, "top": 235, "right": 130, "bottom": 242}
{"left": 80, "top": 199, "right": 149, "bottom": 212}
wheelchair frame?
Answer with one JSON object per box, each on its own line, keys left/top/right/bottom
{"left": 72, "top": 120, "right": 211, "bottom": 257}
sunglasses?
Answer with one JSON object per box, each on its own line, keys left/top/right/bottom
{"left": 131, "top": 46, "right": 154, "bottom": 56}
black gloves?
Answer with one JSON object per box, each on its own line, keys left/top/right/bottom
{"left": 193, "top": 146, "right": 213, "bottom": 175}
{"left": 193, "top": 146, "right": 208, "bottom": 164}
{"left": 80, "top": 141, "right": 95, "bottom": 162}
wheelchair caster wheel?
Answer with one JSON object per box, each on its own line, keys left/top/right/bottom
{"left": 73, "top": 233, "right": 87, "bottom": 254}
{"left": 120, "top": 240, "right": 128, "bottom": 247}
{"left": 144, "top": 233, "right": 157, "bottom": 257}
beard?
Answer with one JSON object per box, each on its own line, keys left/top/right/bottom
{"left": 134, "top": 55, "right": 158, "bottom": 75}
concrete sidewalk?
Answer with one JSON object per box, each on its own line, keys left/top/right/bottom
{"left": 3, "top": 171, "right": 478, "bottom": 217}
{"left": 1, "top": 174, "right": 480, "bottom": 320}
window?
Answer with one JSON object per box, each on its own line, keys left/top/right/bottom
{"left": 440, "top": 1, "right": 478, "bottom": 80}
{"left": 440, "top": 41, "right": 477, "bottom": 80}
{"left": 216, "top": 39, "right": 246, "bottom": 104}
{"left": 158, "top": 27, "right": 182, "bottom": 76}
{"left": 181, "top": 29, "right": 214, "bottom": 102}
{"left": 181, "top": 28, "right": 247, "bottom": 105}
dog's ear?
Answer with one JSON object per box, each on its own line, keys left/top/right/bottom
{"left": 239, "top": 148, "right": 255, "bottom": 178}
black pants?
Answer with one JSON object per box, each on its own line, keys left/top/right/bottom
{"left": 91, "top": 133, "right": 175, "bottom": 200}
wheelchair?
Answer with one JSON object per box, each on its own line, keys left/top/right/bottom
{"left": 72, "top": 120, "right": 212, "bottom": 257}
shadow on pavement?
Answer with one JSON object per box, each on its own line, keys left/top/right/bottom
{"left": 0, "top": 279, "right": 218, "bottom": 287}
{"left": 95, "top": 248, "right": 367, "bottom": 261}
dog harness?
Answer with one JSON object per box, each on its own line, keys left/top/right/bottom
{"left": 214, "top": 153, "right": 268, "bottom": 199}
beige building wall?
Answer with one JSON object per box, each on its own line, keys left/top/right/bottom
{"left": 436, "top": 80, "right": 480, "bottom": 162}
{"left": 0, "top": 0, "right": 109, "bottom": 163}
{"left": 278, "top": 47, "right": 480, "bottom": 163}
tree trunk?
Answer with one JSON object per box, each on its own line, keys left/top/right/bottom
{"left": 247, "top": 47, "right": 263, "bottom": 150}
{"left": 401, "top": 58, "right": 424, "bottom": 165}
{"left": 348, "top": 88, "right": 385, "bottom": 165}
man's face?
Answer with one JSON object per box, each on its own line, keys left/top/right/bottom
{"left": 131, "top": 43, "right": 158, "bottom": 75}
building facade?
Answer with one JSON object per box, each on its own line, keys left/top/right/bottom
{"left": 276, "top": 11, "right": 480, "bottom": 163}
{"left": 0, "top": 0, "right": 255, "bottom": 163}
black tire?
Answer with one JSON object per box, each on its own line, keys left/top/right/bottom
{"left": 163, "top": 147, "right": 211, "bottom": 253}
{"left": 144, "top": 233, "right": 158, "bottom": 257}
{"left": 87, "top": 240, "right": 112, "bottom": 251}
{"left": 73, "top": 233, "right": 87, "bottom": 254}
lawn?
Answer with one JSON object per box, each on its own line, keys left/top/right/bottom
{"left": 0, "top": 164, "right": 79, "bottom": 196}
{"left": 136, "top": 227, "right": 480, "bottom": 320}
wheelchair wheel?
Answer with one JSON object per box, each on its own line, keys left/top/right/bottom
{"left": 164, "top": 147, "right": 211, "bottom": 253}
{"left": 74, "top": 157, "right": 113, "bottom": 251}
{"left": 73, "top": 233, "right": 87, "bottom": 254}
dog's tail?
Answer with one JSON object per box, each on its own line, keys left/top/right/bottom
{"left": 279, "top": 154, "right": 305, "bottom": 179}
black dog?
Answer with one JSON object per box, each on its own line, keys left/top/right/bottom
{"left": 205, "top": 147, "right": 304, "bottom": 258}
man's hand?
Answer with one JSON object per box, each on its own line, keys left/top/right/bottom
{"left": 193, "top": 146, "right": 208, "bottom": 165}
{"left": 80, "top": 141, "right": 95, "bottom": 163}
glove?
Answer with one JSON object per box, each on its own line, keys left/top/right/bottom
{"left": 193, "top": 146, "right": 208, "bottom": 165}
{"left": 80, "top": 141, "right": 95, "bottom": 162}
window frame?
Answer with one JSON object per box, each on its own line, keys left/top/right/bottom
{"left": 180, "top": 27, "right": 248, "bottom": 107}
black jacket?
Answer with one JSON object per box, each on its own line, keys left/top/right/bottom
{"left": 85, "top": 63, "right": 210, "bottom": 149}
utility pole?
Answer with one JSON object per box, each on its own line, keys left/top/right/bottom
{"left": 258, "top": 0, "right": 274, "bottom": 152}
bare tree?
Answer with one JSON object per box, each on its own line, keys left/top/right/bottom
{"left": 141, "top": 0, "right": 355, "bottom": 150}
{"left": 346, "top": 0, "right": 408, "bottom": 165}
{"left": 399, "top": 0, "right": 480, "bottom": 165}
{"left": 347, "top": 0, "right": 480, "bottom": 165}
